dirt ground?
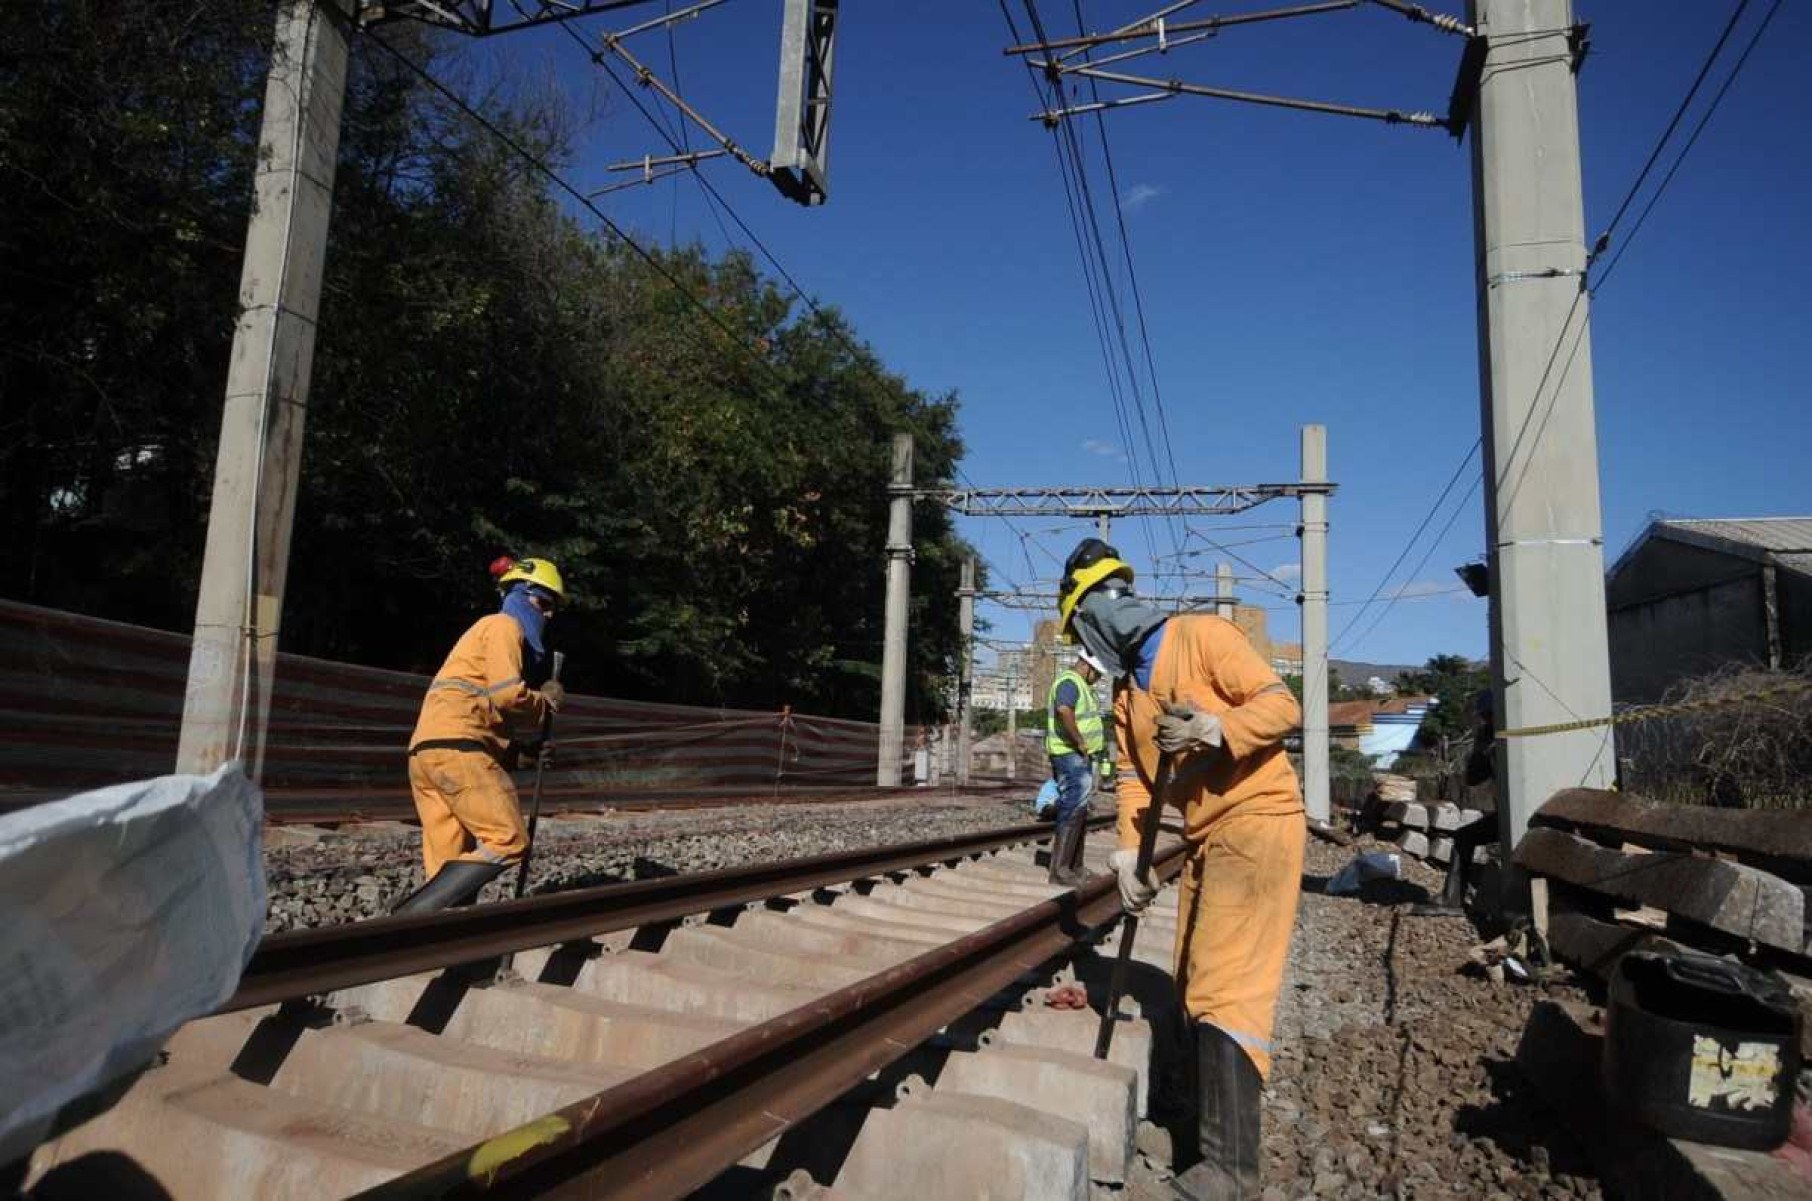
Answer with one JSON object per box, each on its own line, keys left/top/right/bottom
{"left": 1127, "top": 834, "right": 1603, "bottom": 1200}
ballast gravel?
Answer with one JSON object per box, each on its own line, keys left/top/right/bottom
{"left": 261, "top": 791, "right": 1041, "bottom": 932}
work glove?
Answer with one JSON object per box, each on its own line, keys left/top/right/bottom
{"left": 1109, "top": 847, "right": 1158, "bottom": 913}
{"left": 1153, "top": 703, "right": 1223, "bottom": 754}
{"left": 539, "top": 680, "right": 567, "bottom": 712}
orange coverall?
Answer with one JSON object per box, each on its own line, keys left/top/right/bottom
{"left": 1113, "top": 613, "right": 1305, "bottom": 1078}
{"left": 407, "top": 613, "right": 551, "bottom": 879}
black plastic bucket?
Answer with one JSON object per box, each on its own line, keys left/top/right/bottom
{"left": 1603, "top": 949, "right": 1801, "bottom": 1150}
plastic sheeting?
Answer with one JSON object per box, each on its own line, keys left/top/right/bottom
{"left": 0, "top": 765, "right": 265, "bottom": 1165}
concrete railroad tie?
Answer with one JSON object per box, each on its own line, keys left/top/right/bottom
{"left": 27, "top": 839, "right": 1179, "bottom": 1200}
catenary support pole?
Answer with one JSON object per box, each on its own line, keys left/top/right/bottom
{"left": 1215, "top": 562, "right": 1235, "bottom": 620}
{"left": 1468, "top": 0, "right": 1614, "bottom": 858}
{"left": 1005, "top": 654, "right": 1019, "bottom": 782}
{"left": 877, "top": 433, "right": 915, "bottom": 785}
{"left": 957, "top": 556, "right": 976, "bottom": 787}
{"left": 177, "top": 0, "right": 349, "bottom": 778}
{"left": 1300, "top": 424, "right": 1330, "bottom": 825}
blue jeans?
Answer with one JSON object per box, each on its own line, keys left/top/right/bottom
{"left": 1050, "top": 752, "right": 1096, "bottom": 824}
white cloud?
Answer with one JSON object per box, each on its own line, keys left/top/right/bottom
{"left": 1387, "top": 580, "right": 1462, "bottom": 602}
{"left": 1081, "top": 439, "right": 1126, "bottom": 461}
{"left": 1120, "top": 183, "right": 1165, "bottom": 213}
{"left": 1272, "top": 563, "right": 1302, "bottom": 582}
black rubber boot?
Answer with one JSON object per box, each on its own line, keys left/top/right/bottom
{"left": 391, "top": 860, "right": 507, "bottom": 915}
{"left": 1047, "top": 812, "right": 1088, "bottom": 888}
{"left": 1065, "top": 808, "right": 1089, "bottom": 878}
{"left": 1172, "top": 1022, "right": 1262, "bottom": 1200}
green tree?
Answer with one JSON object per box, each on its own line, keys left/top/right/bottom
{"left": 1395, "top": 654, "right": 1491, "bottom": 757}
{"left": 0, "top": 2, "right": 975, "bottom": 721}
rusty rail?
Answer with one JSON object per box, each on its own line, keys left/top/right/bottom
{"left": 226, "top": 818, "right": 1107, "bottom": 1012}
{"left": 256, "top": 782, "right": 1022, "bottom": 826}
{"left": 359, "top": 837, "right": 1190, "bottom": 1199}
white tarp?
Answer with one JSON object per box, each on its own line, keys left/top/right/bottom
{"left": 0, "top": 765, "right": 266, "bottom": 1165}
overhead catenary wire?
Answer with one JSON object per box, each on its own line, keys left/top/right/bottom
{"left": 1591, "top": 0, "right": 1753, "bottom": 258}
{"left": 1071, "top": 0, "right": 1188, "bottom": 567}
{"left": 1331, "top": 2, "right": 1777, "bottom": 656}
{"left": 1591, "top": 0, "right": 1785, "bottom": 292}
{"left": 527, "top": 9, "right": 1055, "bottom": 621}
{"left": 1343, "top": 472, "right": 1480, "bottom": 653}
{"left": 537, "top": 0, "right": 1135, "bottom": 617}
{"left": 376, "top": 26, "right": 1045, "bottom": 671}
{"left": 363, "top": 32, "right": 804, "bottom": 423}
{"left": 1005, "top": 0, "right": 1164, "bottom": 570}
{"left": 1329, "top": 442, "right": 1478, "bottom": 652}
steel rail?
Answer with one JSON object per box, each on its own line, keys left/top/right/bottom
{"left": 359, "top": 837, "right": 1190, "bottom": 1199}
{"left": 224, "top": 818, "right": 1107, "bottom": 1013}
{"left": 248, "top": 781, "right": 1028, "bottom": 826}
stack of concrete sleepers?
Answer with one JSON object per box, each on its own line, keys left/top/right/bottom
{"left": 1375, "top": 797, "right": 1488, "bottom": 867}
{"left": 1510, "top": 788, "right": 1812, "bottom": 1199}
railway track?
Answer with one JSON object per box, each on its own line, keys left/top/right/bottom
{"left": 26, "top": 819, "right": 1189, "bottom": 1199}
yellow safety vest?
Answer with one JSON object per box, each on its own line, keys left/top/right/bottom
{"left": 1045, "top": 670, "right": 1105, "bottom": 756}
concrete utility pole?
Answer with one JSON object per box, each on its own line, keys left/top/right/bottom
{"left": 956, "top": 556, "right": 976, "bottom": 787}
{"left": 1300, "top": 424, "right": 1330, "bottom": 825}
{"left": 1215, "top": 562, "right": 1235, "bottom": 621}
{"left": 876, "top": 433, "right": 915, "bottom": 785}
{"left": 177, "top": 0, "right": 349, "bottom": 778}
{"left": 1005, "top": 653, "right": 1019, "bottom": 782}
{"left": 1469, "top": 0, "right": 1614, "bottom": 852}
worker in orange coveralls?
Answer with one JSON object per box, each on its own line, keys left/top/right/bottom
{"left": 1058, "top": 538, "right": 1303, "bottom": 1200}
{"left": 390, "top": 557, "right": 567, "bottom": 913}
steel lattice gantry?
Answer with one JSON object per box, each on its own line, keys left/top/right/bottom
{"left": 914, "top": 484, "right": 1331, "bottom": 520}
{"left": 358, "top": 0, "right": 657, "bottom": 35}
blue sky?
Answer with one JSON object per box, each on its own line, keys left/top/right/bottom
{"left": 461, "top": 0, "right": 1808, "bottom": 668}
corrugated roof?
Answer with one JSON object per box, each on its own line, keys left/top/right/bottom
{"left": 1327, "top": 700, "right": 1377, "bottom": 729}
{"left": 1662, "top": 518, "right": 1812, "bottom": 555}
{"left": 1610, "top": 517, "right": 1812, "bottom": 583}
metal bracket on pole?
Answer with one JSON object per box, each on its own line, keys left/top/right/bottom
{"left": 1040, "top": 64, "right": 1446, "bottom": 130}
{"left": 770, "top": 0, "right": 836, "bottom": 206}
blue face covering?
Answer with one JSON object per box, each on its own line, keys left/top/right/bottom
{"left": 500, "top": 583, "right": 550, "bottom": 672}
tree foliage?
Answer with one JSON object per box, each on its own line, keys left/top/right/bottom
{"left": 0, "top": 0, "right": 974, "bottom": 720}
{"left": 1395, "top": 654, "right": 1490, "bottom": 753}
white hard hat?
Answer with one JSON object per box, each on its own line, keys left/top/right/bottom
{"left": 1077, "top": 649, "right": 1107, "bottom": 675}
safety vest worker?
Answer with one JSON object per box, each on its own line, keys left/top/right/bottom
{"left": 1042, "top": 650, "right": 1107, "bottom": 887}
{"left": 1045, "top": 668, "right": 1106, "bottom": 756}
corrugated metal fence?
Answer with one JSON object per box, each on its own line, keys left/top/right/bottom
{"left": 0, "top": 599, "right": 908, "bottom": 817}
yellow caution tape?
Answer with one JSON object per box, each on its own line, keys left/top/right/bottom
{"left": 1495, "top": 679, "right": 1812, "bottom": 741}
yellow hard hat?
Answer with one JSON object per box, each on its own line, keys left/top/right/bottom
{"left": 1058, "top": 555, "right": 1133, "bottom": 642}
{"left": 497, "top": 557, "right": 566, "bottom": 600}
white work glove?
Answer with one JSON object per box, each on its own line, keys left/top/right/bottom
{"left": 1109, "top": 848, "right": 1158, "bottom": 913}
{"left": 1153, "top": 703, "right": 1223, "bottom": 754}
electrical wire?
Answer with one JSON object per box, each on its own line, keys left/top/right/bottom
{"left": 1343, "top": 472, "right": 1480, "bottom": 652}
{"left": 1593, "top": 0, "right": 1752, "bottom": 252}
{"left": 1005, "top": 0, "right": 1162, "bottom": 569}
{"left": 1330, "top": 441, "right": 1478, "bottom": 651}
{"left": 1592, "top": 0, "right": 1785, "bottom": 292}
{"left": 1325, "top": 4, "right": 1784, "bottom": 659}
{"left": 364, "top": 33, "right": 797, "bottom": 403}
